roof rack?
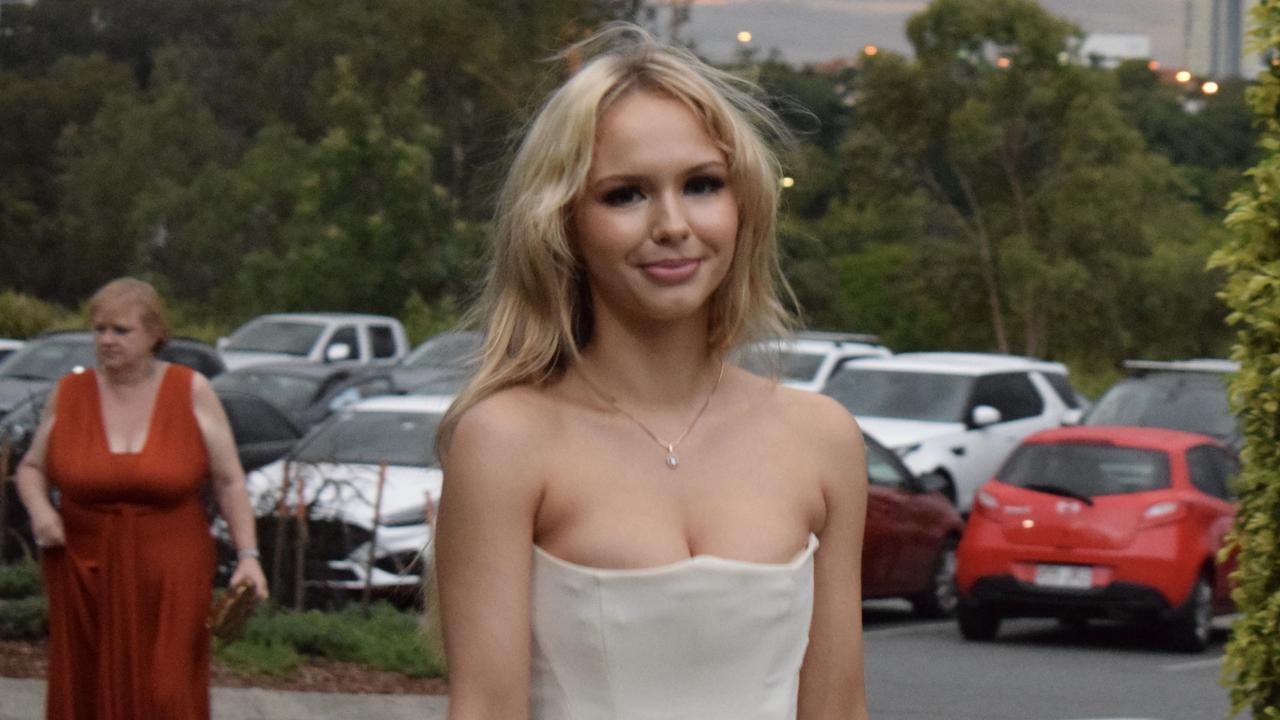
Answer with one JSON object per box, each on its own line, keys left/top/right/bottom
{"left": 1122, "top": 359, "right": 1239, "bottom": 375}
{"left": 796, "top": 330, "right": 882, "bottom": 346}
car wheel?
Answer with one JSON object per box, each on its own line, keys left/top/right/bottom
{"left": 1168, "top": 573, "right": 1214, "bottom": 653}
{"left": 957, "top": 601, "right": 1001, "bottom": 641}
{"left": 911, "top": 535, "right": 959, "bottom": 618}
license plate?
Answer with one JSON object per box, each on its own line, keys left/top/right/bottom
{"left": 1034, "top": 564, "right": 1092, "bottom": 589}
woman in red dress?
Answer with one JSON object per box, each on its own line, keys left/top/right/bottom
{"left": 15, "top": 277, "right": 268, "bottom": 720}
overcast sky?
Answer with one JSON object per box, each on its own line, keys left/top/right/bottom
{"left": 682, "top": 0, "right": 1185, "bottom": 68}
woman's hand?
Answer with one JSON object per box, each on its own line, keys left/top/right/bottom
{"left": 30, "top": 507, "right": 66, "bottom": 549}
{"left": 229, "top": 556, "right": 269, "bottom": 600}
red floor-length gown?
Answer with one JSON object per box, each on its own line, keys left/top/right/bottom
{"left": 42, "top": 364, "right": 214, "bottom": 720}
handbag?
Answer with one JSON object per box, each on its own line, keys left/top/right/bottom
{"left": 207, "top": 581, "right": 258, "bottom": 644}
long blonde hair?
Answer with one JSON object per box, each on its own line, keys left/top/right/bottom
{"left": 436, "top": 23, "right": 793, "bottom": 452}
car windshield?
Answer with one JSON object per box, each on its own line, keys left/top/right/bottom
{"left": 225, "top": 320, "right": 325, "bottom": 355}
{"left": 736, "top": 349, "right": 825, "bottom": 384}
{"left": 998, "top": 443, "right": 1171, "bottom": 496}
{"left": 402, "top": 332, "right": 481, "bottom": 370}
{"left": 295, "top": 410, "right": 441, "bottom": 467}
{"left": 1085, "top": 375, "right": 1237, "bottom": 440}
{"left": 212, "top": 372, "right": 321, "bottom": 415}
{"left": 824, "top": 368, "right": 974, "bottom": 423}
{"left": 0, "top": 339, "right": 96, "bottom": 381}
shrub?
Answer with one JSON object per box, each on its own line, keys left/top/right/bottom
{"left": 0, "top": 291, "right": 68, "bottom": 339}
{"left": 216, "top": 602, "right": 446, "bottom": 679}
{"left": 1210, "top": 3, "right": 1280, "bottom": 716}
{"left": 0, "top": 596, "right": 47, "bottom": 640}
{"left": 0, "top": 561, "right": 40, "bottom": 599}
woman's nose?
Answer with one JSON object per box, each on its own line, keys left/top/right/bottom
{"left": 651, "top": 191, "right": 691, "bottom": 244}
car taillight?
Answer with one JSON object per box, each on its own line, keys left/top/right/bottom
{"left": 1140, "top": 500, "right": 1185, "bottom": 527}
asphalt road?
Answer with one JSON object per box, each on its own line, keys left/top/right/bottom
{"left": 862, "top": 600, "right": 1247, "bottom": 720}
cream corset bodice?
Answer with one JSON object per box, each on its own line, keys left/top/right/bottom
{"left": 529, "top": 534, "right": 818, "bottom": 720}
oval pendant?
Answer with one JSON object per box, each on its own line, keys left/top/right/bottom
{"left": 665, "top": 453, "right": 679, "bottom": 469}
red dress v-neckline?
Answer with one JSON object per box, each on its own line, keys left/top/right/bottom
{"left": 91, "top": 364, "right": 172, "bottom": 457}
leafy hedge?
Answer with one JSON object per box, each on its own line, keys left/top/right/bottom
{"left": 0, "top": 561, "right": 46, "bottom": 640}
{"left": 1212, "top": 2, "right": 1280, "bottom": 717}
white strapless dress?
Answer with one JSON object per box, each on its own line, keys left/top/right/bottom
{"left": 529, "top": 534, "right": 818, "bottom": 720}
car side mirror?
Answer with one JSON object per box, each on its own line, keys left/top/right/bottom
{"left": 1061, "top": 408, "right": 1084, "bottom": 426}
{"left": 970, "top": 405, "right": 1002, "bottom": 428}
{"left": 325, "top": 343, "right": 352, "bottom": 363}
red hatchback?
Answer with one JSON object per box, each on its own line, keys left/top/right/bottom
{"left": 956, "top": 426, "right": 1237, "bottom": 651}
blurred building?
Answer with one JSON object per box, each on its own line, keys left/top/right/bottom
{"left": 1080, "top": 34, "right": 1154, "bottom": 69}
{"left": 1185, "top": 0, "right": 1266, "bottom": 78}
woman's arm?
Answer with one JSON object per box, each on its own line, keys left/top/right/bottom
{"left": 191, "top": 372, "right": 268, "bottom": 598}
{"left": 797, "top": 395, "right": 871, "bottom": 720}
{"left": 14, "top": 386, "right": 65, "bottom": 549}
{"left": 436, "top": 392, "right": 545, "bottom": 720}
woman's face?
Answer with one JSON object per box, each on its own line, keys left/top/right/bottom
{"left": 92, "top": 301, "right": 158, "bottom": 373}
{"left": 571, "top": 89, "right": 739, "bottom": 328}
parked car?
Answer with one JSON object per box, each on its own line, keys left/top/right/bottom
{"left": 956, "top": 425, "right": 1237, "bottom": 652}
{"left": 736, "top": 331, "right": 891, "bottom": 392}
{"left": 217, "top": 313, "right": 409, "bottom": 371}
{"left": 385, "top": 329, "right": 482, "bottom": 395}
{"left": 1085, "top": 359, "right": 1241, "bottom": 452}
{"left": 0, "top": 331, "right": 224, "bottom": 417}
{"left": 212, "top": 362, "right": 397, "bottom": 431}
{"left": 823, "top": 352, "right": 1084, "bottom": 512}
{"left": 0, "top": 339, "right": 23, "bottom": 364}
{"left": 234, "top": 395, "right": 451, "bottom": 596}
{"left": 862, "top": 433, "right": 966, "bottom": 617}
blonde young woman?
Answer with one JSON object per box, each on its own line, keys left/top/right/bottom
{"left": 434, "top": 26, "right": 870, "bottom": 720}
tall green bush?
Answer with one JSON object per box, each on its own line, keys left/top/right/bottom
{"left": 0, "top": 291, "right": 67, "bottom": 338}
{"left": 1211, "top": 3, "right": 1280, "bottom": 717}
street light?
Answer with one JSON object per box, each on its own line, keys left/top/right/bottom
{"left": 1201, "top": 80, "right": 1220, "bottom": 95}
{"left": 1147, "top": 60, "right": 1161, "bottom": 71}
{"left": 996, "top": 56, "right": 1011, "bottom": 68}
{"left": 736, "top": 30, "right": 752, "bottom": 44}
{"left": 1175, "top": 70, "right": 1192, "bottom": 83}
{"left": 863, "top": 44, "right": 878, "bottom": 57}
{"left": 780, "top": 176, "right": 796, "bottom": 189}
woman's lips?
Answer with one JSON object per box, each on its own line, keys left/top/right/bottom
{"left": 640, "top": 258, "right": 701, "bottom": 284}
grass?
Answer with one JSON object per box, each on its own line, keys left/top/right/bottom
{"left": 215, "top": 601, "right": 446, "bottom": 679}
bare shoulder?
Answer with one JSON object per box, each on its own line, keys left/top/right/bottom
{"left": 769, "top": 382, "right": 862, "bottom": 451}
{"left": 444, "top": 384, "right": 562, "bottom": 485}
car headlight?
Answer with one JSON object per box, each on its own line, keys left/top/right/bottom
{"left": 894, "top": 443, "right": 921, "bottom": 458}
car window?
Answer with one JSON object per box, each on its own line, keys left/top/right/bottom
{"left": 220, "top": 394, "right": 302, "bottom": 444}
{"left": 213, "top": 372, "right": 322, "bottom": 416}
{"left": 225, "top": 320, "right": 325, "bottom": 355}
{"left": 402, "top": 332, "right": 482, "bottom": 370}
{"left": 998, "top": 443, "right": 1171, "bottom": 496}
{"left": 1084, "top": 374, "right": 1237, "bottom": 442}
{"left": 327, "top": 326, "right": 359, "bottom": 358}
{"left": 369, "top": 325, "right": 398, "bottom": 359}
{"left": 736, "top": 348, "right": 825, "bottom": 384}
{"left": 969, "top": 373, "right": 1043, "bottom": 422}
{"left": 865, "top": 441, "right": 909, "bottom": 490}
{"left": 0, "top": 339, "right": 96, "bottom": 381}
{"left": 159, "top": 343, "right": 223, "bottom": 378}
{"left": 1186, "top": 445, "right": 1232, "bottom": 501}
{"left": 295, "top": 410, "right": 442, "bottom": 467}
{"left": 824, "top": 368, "right": 974, "bottom": 423}
{"left": 1041, "top": 372, "right": 1081, "bottom": 409}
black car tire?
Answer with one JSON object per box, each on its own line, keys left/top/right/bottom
{"left": 957, "top": 600, "right": 1001, "bottom": 641}
{"left": 1168, "top": 573, "right": 1214, "bottom": 653}
{"left": 910, "top": 535, "right": 959, "bottom": 618}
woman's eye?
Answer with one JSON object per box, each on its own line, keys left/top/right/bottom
{"left": 686, "top": 175, "right": 726, "bottom": 195}
{"left": 602, "top": 186, "right": 644, "bottom": 206}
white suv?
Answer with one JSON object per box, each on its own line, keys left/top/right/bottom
{"left": 218, "top": 313, "right": 409, "bottom": 371}
{"left": 823, "top": 353, "right": 1083, "bottom": 512}
{"left": 737, "top": 331, "right": 891, "bottom": 392}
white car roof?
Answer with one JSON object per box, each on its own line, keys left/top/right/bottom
{"left": 348, "top": 394, "right": 455, "bottom": 414}
{"left": 0, "top": 339, "right": 24, "bottom": 350}
{"left": 251, "top": 312, "right": 400, "bottom": 324}
{"left": 1122, "top": 358, "right": 1239, "bottom": 374}
{"left": 844, "top": 352, "right": 1068, "bottom": 376}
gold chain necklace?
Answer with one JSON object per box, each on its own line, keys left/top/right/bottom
{"left": 578, "top": 362, "right": 726, "bottom": 470}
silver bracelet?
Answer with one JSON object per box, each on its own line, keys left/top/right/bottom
{"left": 237, "top": 547, "right": 260, "bottom": 560}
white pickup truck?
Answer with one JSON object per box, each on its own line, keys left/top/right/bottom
{"left": 218, "top": 313, "right": 409, "bottom": 371}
